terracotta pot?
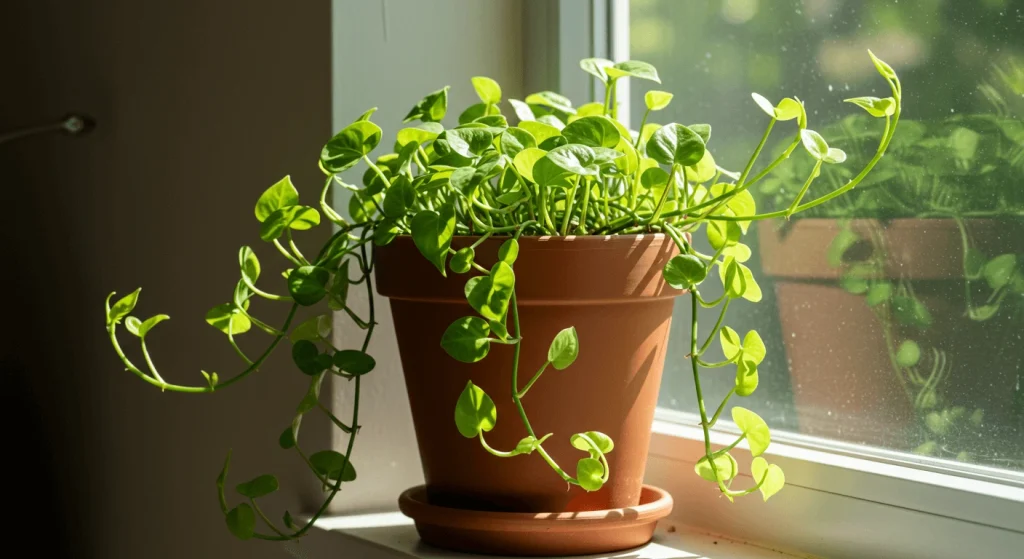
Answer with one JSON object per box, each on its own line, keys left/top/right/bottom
{"left": 758, "top": 219, "right": 1021, "bottom": 447}
{"left": 375, "top": 234, "right": 680, "bottom": 517}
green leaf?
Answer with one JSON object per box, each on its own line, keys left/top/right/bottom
{"left": 467, "top": 262, "right": 516, "bottom": 321}
{"left": 645, "top": 90, "right": 674, "bottom": 111}
{"left": 458, "top": 103, "right": 487, "bottom": 125}
{"left": 290, "top": 315, "right": 331, "bottom": 343}
{"left": 868, "top": 50, "right": 898, "bottom": 81}
{"left": 125, "top": 316, "right": 141, "bottom": 336}
{"left": 823, "top": 147, "right": 847, "bottom": 164}
{"left": 259, "top": 205, "right": 322, "bottom": 241}
{"left": 202, "top": 370, "right": 219, "bottom": 389}
{"left": 348, "top": 191, "right": 378, "bottom": 222}
{"left": 499, "top": 128, "right": 537, "bottom": 159}
{"left": 508, "top": 99, "right": 535, "bottom": 121}
{"left": 735, "top": 358, "right": 759, "bottom": 397}
{"left": 108, "top": 288, "right": 141, "bottom": 325}
{"left": 441, "top": 316, "right": 492, "bottom": 363}
{"left": 239, "top": 246, "right": 261, "bottom": 284}
{"left": 382, "top": 177, "right": 415, "bottom": 218}
{"left": 547, "top": 327, "right": 579, "bottom": 370}
{"left": 292, "top": 340, "right": 326, "bottom": 376}
{"left": 605, "top": 60, "right": 661, "bottom": 83}
{"left": 865, "top": 282, "right": 893, "bottom": 307}
{"left": 561, "top": 116, "right": 620, "bottom": 148}
{"left": 454, "top": 381, "right": 497, "bottom": 438}
{"left": 512, "top": 147, "right": 547, "bottom": 183}
{"left": 751, "top": 457, "right": 785, "bottom": 501}
{"left": 519, "top": 121, "right": 562, "bottom": 145}
{"left": 309, "top": 450, "right": 357, "bottom": 481}
{"left": 775, "top": 98, "right": 805, "bottom": 123}
{"left": 827, "top": 228, "right": 860, "bottom": 268}
{"left": 647, "top": 123, "right": 706, "bottom": 167}
{"left": 255, "top": 176, "right": 300, "bottom": 222}
{"left": 707, "top": 220, "right": 741, "bottom": 251}
{"left": 840, "top": 274, "right": 870, "bottom": 294}
{"left": 327, "top": 263, "right": 350, "bottom": 310}
{"left": 513, "top": 435, "right": 548, "bottom": 455}
{"left": 576, "top": 457, "right": 605, "bottom": 491}
{"left": 236, "top": 474, "right": 279, "bottom": 499}
{"left": 845, "top": 96, "right": 896, "bottom": 118}
{"left": 205, "top": 303, "right": 251, "bottom": 335}
{"left": 446, "top": 128, "right": 494, "bottom": 158}
{"left": 662, "top": 254, "right": 706, "bottom": 290}
{"left": 732, "top": 407, "right": 770, "bottom": 456}
{"left": 579, "top": 57, "right": 614, "bottom": 82}
{"left": 743, "top": 330, "right": 766, "bottom": 364}
{"left": 450, "top": 247, "right": 475, "bottom": 274}
{"left": 321, "top": 121, "right": 383, "bottom": 173}
{"left": 525, "top": 91, "right": 575, "bottom": 114}
{"left": 720, "top": 326, "right": 742, "bottom": 360}
{"left": 694, "top": 452, "right": 738, "bottom": 482}
{"left": 750, "top": 93, "right": 777, "bottom": 118}
{"left": 546, "top": 143, "right": 601, "bottom": 176}
{"left": 684, "top": 150, "right": 718, "bottom": 184}
{"left": 472, "top": 76, "right": 502, "bottom": 104}
{"left": 279, "top": 425, "right": 296, "bottom": 449}
{"left": 498, "top": 239, "right": 519, "bottom": 265}
{"left": 287, "top": 266, "right": 330, "bottom": 306}
{"left": 896, "top": 340, "right": 921, "bottom": 368}
{"left": 964, "top": 248, "right": 987, "bottom": 281}
{"left": 396, "top": 122, "right": 443, "bottom": 147}
{"left": 533, "top": 154, "right": 577, "bottom": 188}
{"left": 225, "top": 504, "right": 255, "bottom": 540}
{"left": 137, "top": 314, "right": 170, "bottom": 337}
{"left": 571, "top": 431, "right": 614, "bottom": 454}
{"left": 968, "top": 304, "right": 1001, "bottom": 321}
{"left": 800, "top": 129, "right": 829, "bottom": 160}
{"left": 404, "top": 86, "right": 450, "bottom": 123}
{"left": 892, "top": 295, "right": 933, "bottom": 329}
{"left": 333, "top": 350, "right": 376, "bottom": 376}
{"left": 738, "top": 264, "right": 762, "bottom": 303}
{"left": 983, "top": 254, "right": 1017, "bottom": 290}
{"left": 410, "top": 204, "right": 456, "bottom": 277}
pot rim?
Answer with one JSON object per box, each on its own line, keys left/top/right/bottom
{"left": 398, "top": 484, "right": 673, "bottom": 532}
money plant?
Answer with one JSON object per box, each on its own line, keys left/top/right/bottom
{"left": 104, "top": 52, "right": 902, "bottom": 541}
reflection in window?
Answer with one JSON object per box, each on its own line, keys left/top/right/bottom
{"left": 632, "top": 0, "right": 1023, "bottom": 470}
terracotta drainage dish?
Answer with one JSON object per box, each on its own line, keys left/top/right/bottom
{"left": 399, "top": 484, "right": 673, "bottom": 556}
{"left": 376, "top": 235, "right": 680, "bottom": 555}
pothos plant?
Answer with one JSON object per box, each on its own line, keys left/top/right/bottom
{"left": 763, "top": 111, "right": 1023, "bottom": 463}
{"left": 104, "top": 52, "right": 902, "bottom": 541}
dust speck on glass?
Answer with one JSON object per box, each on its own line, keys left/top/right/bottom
{"left": 631, "top": 0, "right": 1023, "bottom": 471}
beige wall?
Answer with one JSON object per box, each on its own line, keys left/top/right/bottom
{"left": 2, "top": 1, "right": 331, "bottom": 557}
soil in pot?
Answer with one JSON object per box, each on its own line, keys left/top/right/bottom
{"left": 758, "top": 219, "right": 1021, "bottom": 450}
{"left": 375, "top": 234, "right": 680, "bottom": 514}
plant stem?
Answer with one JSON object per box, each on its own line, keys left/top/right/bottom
{"left": 517, "top": 361, "right": 549, "bottom": 398}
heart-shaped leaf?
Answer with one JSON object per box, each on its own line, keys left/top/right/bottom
{"left": 548, "top": 326, "right": 579, "bottom": 370}
{"left": 287, "top": 266, "right": 329, "bottom": 306}
{"left": 205, "top": 303, "right": 251, "bottom": 335}
{"left": 454, "top": 381, "right": 496, "bottom": 438}
{"left": 751, "top": 457, "right": 785, "bottom": 501}
{"left": 576, "top": 457, "right": 605, "bottom": 491}
{"left": 498, "top": 239, "right": 519, "bottom": 265}
{"left": 137, "top": 314, "right": 170, "bottom": 338}
{"left": 450, "top": 247, "right": 475, "bottom": 274}
{"left": 512, "top": 147, "right": 547, "bottom": 183}
{"left": 984, "top": 254, "right": 1017, "bottom": 290}
{"left": 735, "top": 358, "right": 759, "bottom": 396}
{"left": 525, "top": 91, "right": 576, "bottom": 114}
{"left": 570, "top": 431, "right": 614, "bottom": 454}
{"left": 441, "top": 316, "right": 492, "bottom": 363}
{"left": 720, "top": 326, "right": 742, "bottom": 360}
{"left": 662, "top": 254, "right": 707, "bottom": 290}
{"left": 404, "top": 86, "right": 450, "bottom": 123}
{"left": 309, "top": 450, "right": 357, "bottom": 481}
{"left": 472, "top": 76, "right": 502, "bottom": 104}
{"left": 845, "top": 96, "right": 896, "bottom": 118}
{"left": 865, "top": 282, "right": 893, "bottom": 307}
{"left": 645, "top": 90, "right": 674, "bottom": 111}
{"left": 508, "top": 99, "right": 535, "bottom": 122}
{"left": 499, "top": 127, "right": 537, "bottom": 159}
{"left": 226, "top": 504, "right": 255, "bottom": 540}
{"left": 580, "top": 57, "right": 614, "bottom": 82}
{"left": 800, "top": 129, "right": 829, "bottom": 160}
{"left": 410, "top": 203, "right": 456, "bottom": 276}
{"left": 333, "top": 350, "right": 376, "bottom": 376}
{"left": 467, "top": 262, "right": 516, "bottom": 321}
{"left": 694, "top": 452, "right": 738, "bottom": 482}
{"left": 732, "top": 406, "right": 770, "bottom": 456}
{"left": 446, "top": 128, "right": 494, "bottom": 158}
{"left": 561, "top": 116, "right": 621, "bottom": 148}
{"left": 519, "top": 120, "right": 562, "bottom": 144}
{"left": 292, "top": 340, "right": 326, "bottom": 376}
{"left": 647, "top": 123, "right": 706, "bottom": 167}
{"left": 321, "top": 121, "right": 383, "bottom": 173}
{"left": 255, "top": 176, "right": 300, "bottom": 222}
{"left": 124, "top": 316, "right": 141, "bottom": 336}
{"left": 896, "top": 340, "right": 921, "bottom": 367}
{"left": 743, "top": 330, "right": 766, "bottom": 364}
{"left": 545, "top": 144, "right": 600, "bottom": 176}
{"left": 107, "top": 288, "right": 141, "bottom": 325}
{"left": 605, "top": 60, "right": 661, "bottom": 83}
{"left": 396, "top": 122, "right": 444, "bottom": 147}
{"left": 236, "top": 474, "right": 279, "bottom": 499}
{"left": 259, "top": 205, "right": 322, "bottom": 241}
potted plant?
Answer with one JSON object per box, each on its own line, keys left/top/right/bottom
{"left": 758, "top": 98, "right": 1023, "bottom": 456}
{"left": 104, "top": 53, "right": 902, "bottom": 555}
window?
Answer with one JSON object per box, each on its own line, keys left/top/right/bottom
{"left": 630, "top": 0, "right": 1024, "bottom": 469}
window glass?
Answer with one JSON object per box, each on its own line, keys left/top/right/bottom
{"left": 631, "top": 0, "right": 1024, "bottom": 471}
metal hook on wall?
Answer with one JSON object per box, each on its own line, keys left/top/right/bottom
{"left": 0, "top": 113, "right": 97, "bottom": 146}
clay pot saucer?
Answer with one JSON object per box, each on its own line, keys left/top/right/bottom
{"left": 398, "top": 484, "right": 674, "bottom": 556}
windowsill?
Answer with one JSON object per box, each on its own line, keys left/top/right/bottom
{"left": 286, "top": 512, "right": 798, "bottom": 559}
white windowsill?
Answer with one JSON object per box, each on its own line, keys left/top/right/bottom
{"left": 284, "top": 512, "right": 798, "bottom": 559}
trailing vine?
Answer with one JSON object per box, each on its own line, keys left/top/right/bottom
{"left": 105, "top": 52, "right": 901, "bottom": 539}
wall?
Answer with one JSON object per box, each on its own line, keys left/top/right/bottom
{"left": 2, "top": 1, "right": 331, "bottom": 557}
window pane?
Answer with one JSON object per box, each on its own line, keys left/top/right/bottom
{"left": 631, "top": 0, "right": 1024, "bottom": 471}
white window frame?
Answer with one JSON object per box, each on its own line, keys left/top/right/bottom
{"left": 588, "top": 3, "right": 1024, "bottom": 558}
{"left": 327, "top": 2, "right": 1024, "bottom": 557}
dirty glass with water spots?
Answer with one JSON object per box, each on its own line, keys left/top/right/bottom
{"left": 632, "top": 0, "right": 1024, "bottom": 472}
